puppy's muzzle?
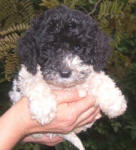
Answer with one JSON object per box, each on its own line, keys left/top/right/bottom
{"left": 59, "top": 69, "right": 72, "bottom": 78}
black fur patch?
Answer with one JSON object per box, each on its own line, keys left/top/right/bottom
{"left": 17, "top": 5, "right": 112, "bottom": 74}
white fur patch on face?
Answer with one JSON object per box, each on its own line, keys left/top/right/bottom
{"left": 64, "top": 54, "right": 91, "bottom": 73}
{"left": 45, "top": 54, "right": 93, "bottom": 88}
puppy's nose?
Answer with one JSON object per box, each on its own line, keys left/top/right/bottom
{"left": 59, "top": 70, "right": 71, "bottom": 78}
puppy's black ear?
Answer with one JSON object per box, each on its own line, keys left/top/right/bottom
{"left": 17, "top": 13, "right": 46, "bottom": 74}
{"left": 17, "top": 28, "right": 39, "bottom": 75}
{"left": 93, "top": 28, "right": 112, "bottom": 71}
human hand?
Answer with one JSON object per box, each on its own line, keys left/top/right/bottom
{"left": 23, "top": 134, "right": 64, "bottom": 146}
{"left": 0, "top": 89, "right": 101, "bottom": 150}
{"left": 22, "top": 89, "right": 101, "bottom": 146}
{"left": 26, "top": 89, "right": 101, "bottom": 135}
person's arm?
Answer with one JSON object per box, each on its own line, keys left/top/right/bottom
{"left": 0, "top": 97, "right": 29, "bottom": 149}
{"left": 0, "top": 90, "right": 101, "bottom": 150}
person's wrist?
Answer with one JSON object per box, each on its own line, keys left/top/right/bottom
{"left": 9, "top": 97, "right": 30, "bottom": 139}
{"left": 0, "top": 97, "right": 33, "bottom": 149}
{"left": 14, "top": 97, "right": 40, "bottom": 136}
{"left": 15, "top": 97, "right": 49, "bottom": 136}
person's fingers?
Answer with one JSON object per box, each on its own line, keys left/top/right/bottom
{"left": 68, "top": 95, "right": 96, "bottom": 117}
{"left": 75, "top": 106, "right": 100, "bottom": 125}
{"left": 43, "top": 139, "right": 64, "bottom": 146}
{"left": 45, "top": 140, "right": 64, "bottom": 146}
{"left": 23, "top": 135, "right": 64, "bottom": 145}
{"left": 23, "top": 135, "right": 38, "bottom": 143}
{"left": 43, "top": 98, "right": 95, "bottom": 134}
{"left": 53, "top": 89, "right": 86, "bottom": 104}
{"left": 78, "top": 112, "right": 101, "bottom": 128}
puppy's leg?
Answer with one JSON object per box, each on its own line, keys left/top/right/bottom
{"left": 24, "top": 77, "right": 56, "bottom": 125}
{"left": 87, "top": 71, "right": 127, "bottom": 118}
{"left": 28, "top": 86, "right": 56, "bottom": 125}
{"left": 17, "top": 66, "right": 57, "bottom": 125}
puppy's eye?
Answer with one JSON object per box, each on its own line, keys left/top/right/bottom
{"left": 75, "top": 45, "right": 81, "bottom": 51}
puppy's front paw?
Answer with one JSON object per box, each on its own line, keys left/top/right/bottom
{"left": 29, "top": 95, "right": 56, "bottom": 125}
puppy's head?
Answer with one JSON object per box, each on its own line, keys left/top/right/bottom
{"left": 18, "top": 5, "right": 112, "bottom": 87}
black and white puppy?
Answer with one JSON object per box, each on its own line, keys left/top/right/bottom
{"left": 9, "top": 6, "right": 127, "bottom": 150}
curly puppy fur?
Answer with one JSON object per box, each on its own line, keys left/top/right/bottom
{"left": 9, "top": 5, "right": 127, "bottom": 150}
